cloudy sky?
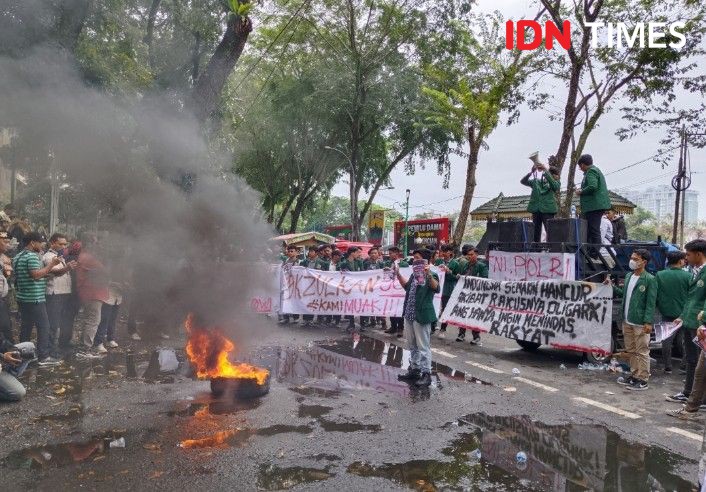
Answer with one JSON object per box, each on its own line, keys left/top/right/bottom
{"left": 331, "top": 0, "right": 706, "bottom": 221}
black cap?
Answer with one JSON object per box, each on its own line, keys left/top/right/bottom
{"left": 578, "top": 154, "right": 593, "bottom": 167}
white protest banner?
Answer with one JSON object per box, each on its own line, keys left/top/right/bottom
{"left": 249, "top": 263, "right": 281, "bottom": 315}
{"left": 488, "top": 251, "right": 576, "bottom": 281}
{"left": 653, "top": 321, "right": 682, "bottom": 343}
{"left": 441, "top": 276, "right": 613, "bottom": 353}
{"left": 280, "top": 266, "right": 444, "bottom": 317}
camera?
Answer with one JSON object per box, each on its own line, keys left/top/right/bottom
{"left": 15, "top": 345, "right": 36, "bottom": 360}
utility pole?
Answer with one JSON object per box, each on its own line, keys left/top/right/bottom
{"left": 404, "top": 189, "right": 410, "bottom": 257}
{"left": 49, "top": 153, "right": 59, "bottom": 233}
{"left": 671, "top": 126, "right": 686, "bottom": 245}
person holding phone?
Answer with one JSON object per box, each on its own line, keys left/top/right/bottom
{"left": 395, "top": 248, "right": 440, "bottom": 387}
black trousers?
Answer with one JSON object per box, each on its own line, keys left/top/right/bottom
{"left": 390, "top": 317, "right": 404, "bottom": 332}
{"left": 531, "top": 212, "right": 555, "bottom": 243}
{"left": 18, "top": 301, "right": 51, "bottom": 359}
{"left": 46, "top": 294, "right": 73, "bottom": 350}
{"left": 0, "top": 297, "right": 13, "bottom": 343}
{"left": 683, "top": 328, "right": 700, "bottom": 396}
{"left": 440, "top": 295, "right": 450, "bottom": 331}
{"left": 583, "top": 209, "right": 606, "bottom": 256}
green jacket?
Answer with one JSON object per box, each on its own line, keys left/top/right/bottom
{"left": 314, "top": 257, "right": 334, "bottom": 271}
{"left": 655, "top": 267, "right": 691, "bottom": 319}
{"left": 680, "top": 267, "right": 706, "bottom": 329}
{"left": 282, "top": 257, "right": 299, "bottom": 267}
{"left": 300, "top": 257, "right": 317, "bottom": 268}
{"left": 435, "top": 258, "right": 462, "bottom": 297}
{"left": 579, "top": 166, "right": 611, "bottom": 213}
{"left": 461, "top": 260, "right": 489, "bottom": 278}
{"left": 339, "top": 257, "right": 363, "bottom": 272}
{"left": 364, "top": 259, "right": 385, "bottom": 270}
{"left": 521, "top": 171, "right": 560, "bottom": 214}
{"left": 402, "top": 272, "right": 440, "bottom": 324}
{"left": 614, "top": 271, "right": 658, "bottom": 325}
{"left": 385, "top": 258, "right": 409, "bottom": 268}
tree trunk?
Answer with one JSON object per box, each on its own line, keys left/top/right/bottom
{"left": 190, "top": 12, "right": 253, "bottom": 124}
{"left": 191, "top": 31, "right": 202, "bottom": 84}
{"left": 562, "top": 105, "right": 604, "bottom": 214}
{"left": 349, "top": 172, "right": 359, "bottom": 240}
{"left": 276, "top": 189, "right": 298, "bottom": 232}
{"left": 452, "top": 127, "right": 481, "bottom": 246}
{"left": 54, "top": 0, "right": 91, "bottom": 52}
{"left": 144, "top": 0, "right": 162, "bottom": 70}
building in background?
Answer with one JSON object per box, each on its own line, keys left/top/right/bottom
{"left": 621, "top": 185, "right": 699, "bottom": 224}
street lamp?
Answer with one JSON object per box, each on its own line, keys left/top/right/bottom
{"left": 404, "top": 189, "right": 410, "bottom": 257}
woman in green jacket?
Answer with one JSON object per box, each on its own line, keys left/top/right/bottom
{"left": 520, "top": 162, "right": 561, "bottom": 243}
{"left": 395, "top": 248, "right": 440, "bottom": 387}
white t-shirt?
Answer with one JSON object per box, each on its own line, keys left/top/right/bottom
{"left": 624, "top": 273, "right": 640, "bottom": 325}
{"left": 43, "top": 250, "right": 72, "bottom": 295}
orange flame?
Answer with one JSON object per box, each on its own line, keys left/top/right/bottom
{"left": 178, "top": 430, "right": 235, "bottom": 449}
{"left": 185, "top": 313, "right": 269, "bottom": 385}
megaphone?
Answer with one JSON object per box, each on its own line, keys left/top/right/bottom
{"left": 528, "top": 151, "right": 541, "bottom": 167}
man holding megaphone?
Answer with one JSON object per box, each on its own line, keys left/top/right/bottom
{"left": 521, "top": 153, "right": 561, "bottom": 243}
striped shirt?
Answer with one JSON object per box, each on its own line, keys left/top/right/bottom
{"left": 13, "top": 249, "right": 46, "bottom": 303}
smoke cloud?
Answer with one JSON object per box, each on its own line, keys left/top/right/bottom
{"left": 0, "top": 17, "right": 275, "bottom": 342}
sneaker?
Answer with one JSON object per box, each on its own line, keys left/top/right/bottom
{"left": 679, "top": 367, "right": 687, "bottom": 375}
{"left": 414, "top": 372, "right": 432, "bottom": 387}
{"left": 106, "top": 340, "right": 119, "bottom": 348}
{"left": 37, "top": 356, "right": 62, "bottom": 366}
{"left": 436, "top": 331, "right": 446, "bottom": 339}
{"left": 666, "top": 392, "right": 689, "bottom": 403}
{"left": 278, "top": 318, "right": 288, "bottom": 324}
{"left": 616, "top": 376, "right": 634, "bottom": 385}
{"left": 664, "top": 367, "right": 673, "bottom": 374}
{"left": 396, "top": 331, "right": 403, "bottom": 338}
{"left": 131, "top": 333, "right": 142, "bottom": 341}
{"left": 94, "top": 343, "right": 108, "bottom": 354}
{"left": 397, "top": 370, "right": 421, "bottom": 382}
{"left": 455, "top": 332, "right": 466, "bottom": 342}
{"left": 159, "top": 333, "right": 170, "bottom": 340}
{"left": 626, "top": 380, "right": 648, "bottom": 391}
{"left": 469, "top": 338, "right": 479, "bottom": 345}
{"left": 667, "top": 408, "right": 700, "bottom": 420}
{"left": 76, "top": 351, "right": 104, "bottom": 360}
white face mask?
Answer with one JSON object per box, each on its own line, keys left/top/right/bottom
{"left": 629, "top": 259, "right": 640, "bottom": 270}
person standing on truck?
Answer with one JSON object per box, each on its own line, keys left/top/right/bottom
{"left": 455, "top": 246, "right": 488, "bottom": 345}
{"left": 666, "top": 240, "right": 706, "bottom": 405}
{"left": 607, "top": 248, "right": 658, "bottom": 391}
{"left": 656, "top": 251, "right": 690, "bottom": 375}
{"left": 575, "top": 154, "right": 611, "bottom": 258}
{"left": 520, "top": 162, "right": 561, "bottom": 243}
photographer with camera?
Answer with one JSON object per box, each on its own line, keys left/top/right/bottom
{"left": 0, "top": 336, "right": 35, "bottom": 402}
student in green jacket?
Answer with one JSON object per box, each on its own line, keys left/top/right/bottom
{"left": 667, "top": 240, "right": 706, "bottom": 410}
{"left": 607, "top": 248, "right": 658, "bottom": 391}
{"left": 456, "top": 246, "right": 488, "bottom": 344}
{"left": 279, "top": 245, "right": 301, "bottom": 325}
{"left": 395, "top": 248, "right": 440, "bottom": 387}
{"left": 575, "top": 154, "right": 611, "bottom": 255}
{"left": 433, "top": 244, "right": 462, "bottom": 339}
{"left": 385, "top": 247, "right": 408, "bottom": 337}
{"left": 363, "top": 247, "right": 385, "bottom": 329}
{"left": 656, "top": 251, "right": 690, "bottom": 374}
{"left": 339, "top": 247, "right": 362, "bottom": 331}
{"left": 520, "top": 162, "right": 561, "bottom": 243}
{"left": 300, "top": 247, "right": 318, "bottom": 268}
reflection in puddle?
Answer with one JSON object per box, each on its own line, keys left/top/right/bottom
{"left": 247, "top": 335, "right": 488, "bottom": 399}
{"left": 348, "top": 413, "right": 697, "bottom": 491}
{"left": 319, "top": 419, "right": 382, "bottom": 433}
{"left": 163, "top": 398, "right": 261, "bottom": 417}
{"left": 2, "top": 432, "right": 125, "bottom": 469}
{"left": 257, "top": 463, "right": 334, "bottom": 490}
{"left": 298, "top": 404, "right": 332, "bottom": 418}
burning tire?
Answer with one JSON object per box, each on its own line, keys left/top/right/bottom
{"left": 210, "top": 373, "right": 271, "bottom": 399}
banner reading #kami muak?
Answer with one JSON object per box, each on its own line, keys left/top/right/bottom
{"left": 280, "top": 266, "right": 444, "bottom": 317}
{"left": 440, "top": 276, "right": 613, "bottom": 354}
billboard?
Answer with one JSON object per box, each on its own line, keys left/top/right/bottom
{"left": 324, "top": 224, "right": 352, "bottom": 240}
{"left": 368, "top": 210, "right": 385, "bottom": 246}
{"left": 393, "top": 217, "right": 450, "bottom": 251}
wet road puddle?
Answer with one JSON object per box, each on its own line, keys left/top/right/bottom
{"left": 1, "top": 431, "right": 128, "bottom": 469}
{"left": 348, "top": 413, "right": 697, "bottom": 491}
{"left": 245, "top": 334, "right": 490, "bottom": 398}
{"left": 257, "top": 463, "right": 334, "bottom": 490}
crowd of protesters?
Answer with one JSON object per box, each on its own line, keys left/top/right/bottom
{"left": 0, "top": 208, "right": 169, "bottom": 402}
{"left": 278, "top": 242, "right": 489, "bottom": 387}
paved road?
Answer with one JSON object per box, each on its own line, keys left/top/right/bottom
{"left": 0, "top": 320, "right": 701, "bottom": 491}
